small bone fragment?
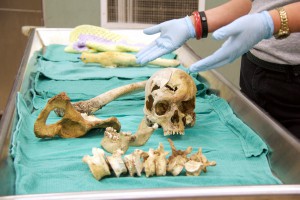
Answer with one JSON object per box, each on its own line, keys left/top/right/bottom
{"left": 167, "top": 138, "right": 192, "bottom": 176}
{"left": 106, "top": 149, "right": 127, "bottom": 177}
{"left": 101, "top": 127, "right": 133, "bottom": 155}
{"left": 82, "top": 148, "right": 111, "bottom": 180}
{"left": 124, "top": 149, "right": 144, "bottom": 177}
{"left": 69, "top": 81, "right": 147, "bottom": 115}
{"left": 34, "top": 92, "right": 121, "bottom": 138}
{"left": 142, "top": 148, "right": 157, "bottom": 177}
{"left": 101, "top": 118, "right": 158, "bottom": 154}
{"left": 129, "top": 119, "right": 159, "bottom": 146}
{"left": 154, "top": 143, "right": 169, "bottom": 176}
{"left": 80, "top": 52, "right": 180, "bottom": 68}
{"left": 190, "top": 148, "right": 216, "bottom": 173}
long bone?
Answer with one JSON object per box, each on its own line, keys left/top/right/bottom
{"left": 34, "top": 92, "right": 121, "bottom": 138}
{"left": 80, "top": 52, "right": 180, "bottom": 68}
{"left": 56, "top": 80, "right": 147, "bottom": 116}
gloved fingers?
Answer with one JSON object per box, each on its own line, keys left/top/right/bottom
{"left": 136, "top": 41, "right": 157, "bottom": 59}
{"left": 189, "top": 45, "right": 233, "bottom": 72}
{"left": 212, "top": 22, "right": 241, "bottom": 40}
{"left": 138, "top": 47, "right": 169, "bottom": 64}
{"left": 143, "top": 24, "right": 162, "bottom": 35}
{"left": 136, "top": 45, "right": 159, "bottom": 64}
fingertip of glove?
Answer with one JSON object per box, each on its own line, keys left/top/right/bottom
{"left": 143, "top": 25, "right": 160, "bottom": 35}
{"left": 212, "top": 30, "right": 225, "bottom": 40}
{"left": 135, "top": 57, "right": 144, "bottom": 64}
{"left": 188, "top": 66, "right": 197, "bottom": 73}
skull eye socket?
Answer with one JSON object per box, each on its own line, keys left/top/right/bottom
{"left": 179, "top": 98, "right": 195, "bottom": 113}
{"left": 155, "top": 101, "right": 170, "bottom": 115}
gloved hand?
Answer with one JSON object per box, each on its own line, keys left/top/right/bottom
{"left": 188, "top": 11, "right": 274, "bottom": 73}
{"left": 136, "top": 16, "right": 196, "bottom": 64}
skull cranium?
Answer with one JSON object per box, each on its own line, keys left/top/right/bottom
{"left": 144, "top": 68, "right": 196, "bottom": 136}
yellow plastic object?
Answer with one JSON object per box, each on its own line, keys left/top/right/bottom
{"left": 65, "top": 25, "right": 145, "bottom": 53}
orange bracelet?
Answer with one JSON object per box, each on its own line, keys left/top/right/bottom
{"left": 192, "top": 11, "right": 202, "bottom": 40}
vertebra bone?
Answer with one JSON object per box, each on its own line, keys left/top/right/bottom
{"left": 82, "top": 148, "right": 111, "bottom": 180}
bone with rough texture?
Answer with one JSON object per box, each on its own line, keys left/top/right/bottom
{"left": 34, "top": 92, "right": 121, "bottom": 138}
{"left": 82, "top": 148, "right": 111, "bottom": 180}
{"left": 65, "top": 81, "right": 147, "bottom": 115}
{"left": 144, "top": 68, "right": 197, "bottom": 136}
{"left": 167, "top": 138, "right": 192, "bottom": 176}
{"left": 189, "top": 148, "right": 217, "bottom": 173}
{"left": 83, "top": 145, "right": 215, "bottom": 180}
{"left": 101, "top": 127, "right": 133, "bottom": 153}
{"left": 124, "top": 149, "right": 144, "bottom": 177}
{"left": 106, "top": 149, "right": 127, "bottom": 177}
{"left": 154, "top": 143, "right": 169, "bottom": 176}
{"left": 100, "top": 68, "right": 197, "bottom": 154}
{"left": 101, "top": 118, "right": 158, "bottom": 153}
{"left": 142, "top": 148, "right": 157, "bottom": 177}
{"left": 80, "top": 52, "right": 180, "bottom": 68}
{"left": 184, "top": 160, "right": 203, "bottom": 176}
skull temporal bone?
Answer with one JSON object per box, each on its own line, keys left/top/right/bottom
{"left": 144, "top": 68, "right": 197, "bottom": 136}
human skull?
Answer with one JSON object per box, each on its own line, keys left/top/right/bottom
{"left": 144, "top": 68, "right": 196, "bottom": 136}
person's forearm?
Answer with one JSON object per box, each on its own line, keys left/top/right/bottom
{"left": 190, "top": 0, "right": 252, "bottom": 33}
{"left": 269, "top": 2, "right": 300, "bottom": 34}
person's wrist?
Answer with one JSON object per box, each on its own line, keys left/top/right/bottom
{"left": 260, "top": 11, "right": 274, "bottom": 39}
{"left": 191, "top": 11, "right": 202, "bottom": 40}
{"left": 269, "top": 10, "right": 280, "bottom": 34}
{"left": 184, "top": 16, "right": 196, "bottom": 38}
{"left": 189, "top": 15, "right": 195, "bottom": 27}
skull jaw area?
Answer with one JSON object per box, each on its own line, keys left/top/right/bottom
{"left": 144, "top": 109, "right": 196, "bottom": 136}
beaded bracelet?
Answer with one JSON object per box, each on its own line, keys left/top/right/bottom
{"left": 192, "top": 11, "right": 202, "bottom": 40}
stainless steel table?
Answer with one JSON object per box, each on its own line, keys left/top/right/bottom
{"left": 0, "top": 28, "right": 299, "bottom": 199}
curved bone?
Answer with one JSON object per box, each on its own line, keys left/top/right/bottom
{"left": 64, "top": 80, "right": 147, "bottom": 116}
{"left": 82, "top": 148, "right": 111, "bottom": 180}
{"left": 101, "top": 118, "right": 158, "bottom": 153}
{"left": 167, "top": 138, "right": 192, "bottom": 176}
{"left": 80, "top": 52, "right": 180, "bottom": 68}
{"left": 34, "top": 92, "right": 121, "bottom": 138}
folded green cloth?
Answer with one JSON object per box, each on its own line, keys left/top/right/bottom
{"left": 10, "top": 45, "right": 281, "bottom": 195}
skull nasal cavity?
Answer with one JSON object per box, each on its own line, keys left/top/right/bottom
{"left": 171, "top": 110, "right": 180, "bottom": 123}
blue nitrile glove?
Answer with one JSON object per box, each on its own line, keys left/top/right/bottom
{"left": 188, "top": 11, "right": 274, "bottom": 73}
{"left": 136, "top": 16, "right": 196, "bottom": 64}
